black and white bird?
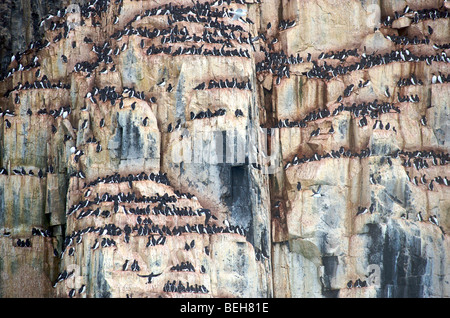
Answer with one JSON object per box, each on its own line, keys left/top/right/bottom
{"left": 157, "top": 78, "right": 166, "bottom": 87}
{"left": 420, "top": 116, "right": 427, "bottom": 126}
{"left": 137, "top": 272, "right": 162, "bottom": 284}
{"left": 356, "top": 206, "right": 368, "bottom": 216}
{"left": 328, "top": 125, "right": 335, "bottom": 134}
{"left": 429, "top": 215, "right": 439, "bottom": 226}
{"left": 311, "top": 185, "right": 323, "bottom": 198}
{"left": 92, "top": 239, "right": 99, "bottom": 250}
{"left": 421, "top": 174, "right": 427, "bottom": 184}
{"left": 310, "top": 127, "right": 320, "bottom": 137}
{"left": 229, "top": 8, "right": 247, "bottom": 21}
{"left": 131, "top": 260, "right": 140, "bottom": 272}
{"left": 78, "top": 285, "right": 86, "bottom": 295}
{"left": 417, "top": 212, "right": 423, "bottom": 222}
{"left": 68, "top": 247, "right": 75, "bottom": 256}
{"left": 347, "top": 280, "right": 353, "bottom": 289}
{"left": 194, "top": 82, "right": 205, "bottom": 90}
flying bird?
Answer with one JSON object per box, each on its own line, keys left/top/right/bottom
{"left": 229, "top": 8, "right": 247, "bottom": 21}
{"left": 311, "top": 185, "right": 323, "bottom": 197}
{"left": 137, "top": 272, "right": 162, "bottom": 284}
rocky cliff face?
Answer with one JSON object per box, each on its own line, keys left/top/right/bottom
{"left": 0, "top": 0, "right": 449, "bottom": 298}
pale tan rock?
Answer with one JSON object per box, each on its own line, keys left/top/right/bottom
{"left": 392, "top": 16, "right": 412, "bottom": 29}
{"left": 0, "top": 0, "right": 449, "bottom": 299}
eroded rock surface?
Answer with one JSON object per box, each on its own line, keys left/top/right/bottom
{"left": 0, "top": 0, "right": 448, "bottom": 298}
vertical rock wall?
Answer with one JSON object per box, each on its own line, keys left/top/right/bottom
{"left": 0, "top": 0, "right": 448, "bottom": 298}
{"left": 265, "top": 0, "right": 450, "bottom": 298}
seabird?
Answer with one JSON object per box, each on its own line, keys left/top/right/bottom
{"left": 417, "top": 212, "right": 423, "bottom": 222}
{"left": 92, "top": 239, "right": 99, "bottom": 250}
{"left": 157, "top": 78, "right": 166, "bottom": 87}
{"left": 421, "top": 174, "right": 427, "bottom": 184}
{"left": 356, "top": 206, "right": 368, "bottom": 216}
{"left": 78, "top": 285, "right": 86, "bottom": 295}
{"left": 420, "top": 116, "right": 427, "bottom": 126}
{"left": 229, "top": 8, "right": 247, "bottom": 21}
{"left": 194, "top": 82, "right": 205, "bottom": 90}
{"left": 432, "top": 74, "right": 437, "bottom": 84}
{"left": 131, "top": 260, "right": 140, "bottom": 271}
{"left": 137, "top": 272, "right": 162, "bottom": 284}
{"left": 311, "top": 185, "right": 323, "bottom": 197}
{"left": 328, "top": 125, "right": 335, "bottom": 134}
{"left": 235, "top": 109, "right": 244, "bottom": 117}
{"left": 429, "top": 215, "right": 439, "bottom": 226}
